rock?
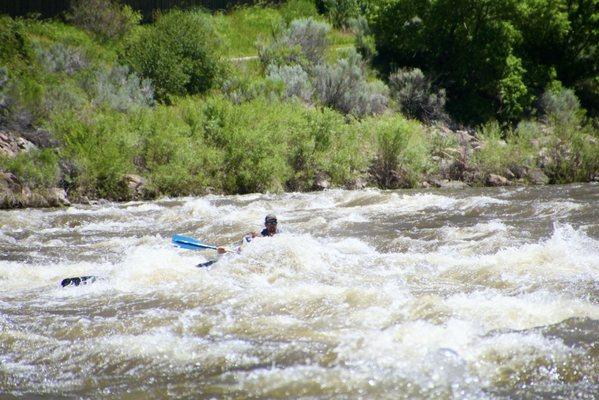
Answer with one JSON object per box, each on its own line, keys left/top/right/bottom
{"left": 487, "top": 174, "right": 509, "bottom": 186}
{"left": 315, "top": 172, "right": 330, "bottom": 190}
{"left": 123, "top": 174, "right": 147, "bottom": 199}
{"left": 509, "top": 165, "right": 527, "bottom": 179}
{"left": 347, "top": 177, "right": 367, "bottom": 190}
{"left": 455, "top": 130, "right": 476, "bottom": 145}
{"left": 46, "top": 188, "right": 70, "bottom": 207}
{"left": 0, "top": 130, "right": 39, "bottom": 156}
{"left": 527, "top": 168, "right": 549, "bottom": 185}
{"left": 16, "top": 137, "right": 36, "bottom": 152}
{"left": 504, "top": 169, "right": 516, "bottom": 180}
{"left": 431, "top": 179, "right": 469, "bottom": 189}
{"left": 0, "top": 171, "right": 21, "bottom": 191}
{"left": 20, "top": 128, "right": 58, "bottom": 148}
{"left": 0, "top": 131, "right": 19, "bottom": 157}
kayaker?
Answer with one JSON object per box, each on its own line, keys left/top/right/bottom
{"left": 216, "top": 214, "right": 279, "bottom": 254}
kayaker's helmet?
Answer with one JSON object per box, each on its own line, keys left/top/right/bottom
{"left": 265, "top": 214, "right": 277, "bottom": 225}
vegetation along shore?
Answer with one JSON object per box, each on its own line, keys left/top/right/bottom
{"left": 1, "top": 0, "right": 597, "bottom": 208}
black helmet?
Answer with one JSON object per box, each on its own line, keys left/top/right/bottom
{"left": 265, "top": 214, "right": 277, "bottom": 224}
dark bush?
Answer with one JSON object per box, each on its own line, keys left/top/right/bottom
{"left": 350, "top": 16, "right": 376, "bottom": 62}
{"left": 388, "top": 68, "right": 447, "bottom": 122}
{"left": 120, "top": 10, "right": 226, "bottom": 102}
{"left": 320, "top": 0, "right": 360, "bottom": 29}
{"left": 69, "top": 0, "right": 140, "bottom": 41}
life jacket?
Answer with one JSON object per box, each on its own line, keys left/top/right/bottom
{"left": 260, "top": 228, "right": 276, "bottom": 237}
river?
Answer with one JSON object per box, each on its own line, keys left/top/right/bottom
{"left": 1, "top": 184, "right": 598, "bottom": 399}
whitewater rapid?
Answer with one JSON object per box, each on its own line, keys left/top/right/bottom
{"left": 1, "top": 184, "right": 598, "bottom": 398}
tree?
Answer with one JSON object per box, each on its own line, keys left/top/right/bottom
{"left": 369, "top": 0, "right": 598, "bottom": 123}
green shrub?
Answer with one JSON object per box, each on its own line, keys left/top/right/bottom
{"left": 0, "top": 16, "right": 34, "bottom": 67}
{"left": 388, "top": 68, "right": 447, "bottom": 122}
{"left": 320, "top": 0, "right": 360, "bottom": 29}
{"left": 286, "top": 107, "right": 342, "bottom": 189}
{"left": 540, "top": 126, "right": 599, "bottom": 184}
{"left": 222, "top": 75, "right": 284, "bottom": 104}
{"left": 0, "top": 148, "right": 60, "bottom": 189}
{"left": 50, "top": 111, "right": 136, "bottom": 199}
{"left": 134, "top": 104, "right": 223, "bottom": 195}
{"left": 308, "top": 108, "right": 368, "bottom": 186}
{"left": 0, "top": 67, "right": 9, "bottom": 125}
{"left": 470, "top": 121, "right": 545, "bottom": 183}
{"left": 201, "top": 96, "right": 292, "bottom": 193}
{"left": 7, "top": 74, "right": 46, "bottom": 128}
{"left": 369, "top": 115, "right": 430, "bottom": 188}
{"left": 120, "top": 10, "right": 227, "bottom": 102}
{"left": 68, "top": 0, "right": 140, "bottom": 41}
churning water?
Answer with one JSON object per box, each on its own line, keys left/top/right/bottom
{"left": 1, "top": 184, "right": 598, "bottom": 399}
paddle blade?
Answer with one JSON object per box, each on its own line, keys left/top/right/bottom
{"left": 61, "top": 275, "right": 97, "bottom": 287}
{"left": 172, "top": 234, "right": 218, "bottom": 251}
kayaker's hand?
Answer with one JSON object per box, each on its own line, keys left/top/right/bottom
{"left": 217, "top": 246, "right": 226, "bottom": 254}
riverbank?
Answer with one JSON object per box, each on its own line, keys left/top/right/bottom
{"left": 1, "top": 2, "right": 597, "bottom": 209}
{"left": 2, "top": 117, "right": 597, "bottom": 209}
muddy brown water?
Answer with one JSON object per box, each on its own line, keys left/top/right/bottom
{"left": 1, "top": 184, "right": 598, "bottom": 399}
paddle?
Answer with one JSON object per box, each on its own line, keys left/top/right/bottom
{"left": 60, "top": 235, "right": 225, "bottom": 286}
{"left": 172, "top": 234, "right": 219, "bottom": 251}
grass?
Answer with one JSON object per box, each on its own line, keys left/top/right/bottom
{"left": 213, "top": 6, "right": 284, "bottom": 57}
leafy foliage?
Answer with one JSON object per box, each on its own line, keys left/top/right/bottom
{"left": 369, "top": 0, "right": 599, "bottom": 123}
{"left": 369, "top": 115, "right": 431, "bottom": 188}
{"left": 120, "top": 10, "right": 227, "bottom": 102}
{"left": 50, "top": 111, "right": 137, "bottom": 199}
{"left": 279, "top": 0, "right": 320, "bottom": 24}
{"left": 0, "top": 148, "right": 60, "bottom": 188}
{"left": 350, "top": 15, "right": 376, "bottom": 62}
{"left": 318, "top": 0, "right": 361, "bottom": 28}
